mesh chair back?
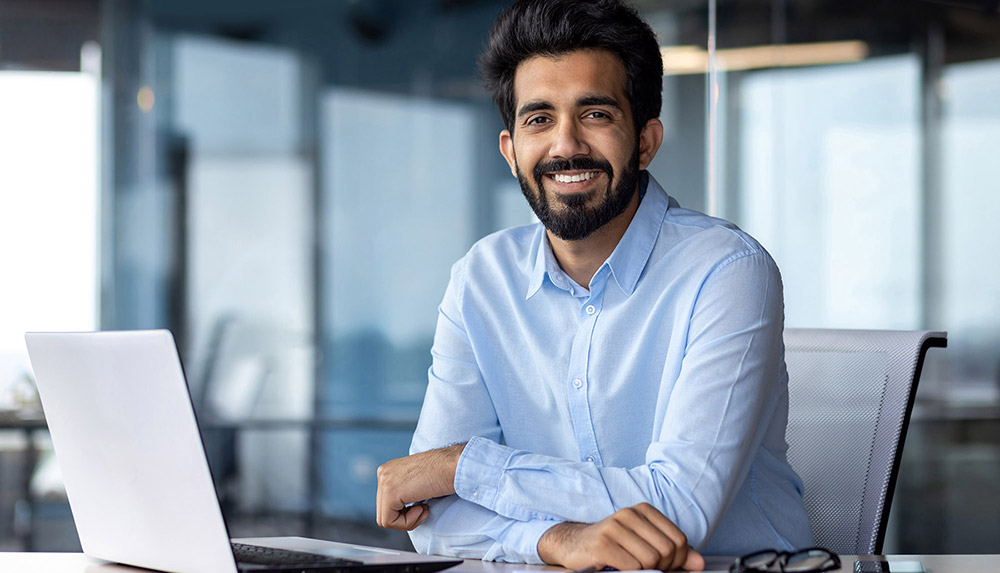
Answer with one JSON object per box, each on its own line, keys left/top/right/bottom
{"left": 783, "top": 329, "right": 946, "bottom": 554}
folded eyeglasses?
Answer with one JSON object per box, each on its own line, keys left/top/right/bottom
{"left": 730, "top": 547, "right": 840, "bottom": 573}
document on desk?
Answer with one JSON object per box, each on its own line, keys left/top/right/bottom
{"left": 855, "top": 560, "right": 925, "bottom": 573}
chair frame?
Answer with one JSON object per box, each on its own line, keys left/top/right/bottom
{"left": 876, "top": 332, "right": 946, "bottom": 553}
{"left": 783, "top": 328, "right": 947, "bottom": 554}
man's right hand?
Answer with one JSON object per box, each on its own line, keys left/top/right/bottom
{"left": 536, "top": 503, "right": 705, "bottom": 571}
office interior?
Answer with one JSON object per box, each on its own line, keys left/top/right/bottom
{"left": 1, "top": 0, "right": 998, "bottom": 556}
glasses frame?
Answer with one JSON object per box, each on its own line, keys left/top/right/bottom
{"left": 730, "top": 547, "right": 841, "bottom": 573}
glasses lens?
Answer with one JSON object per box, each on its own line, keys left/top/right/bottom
{"left": 785, "top": 549, "right": 837, "bottom": 572}
{"left": 740, "top": 551, "right": 781, "bottom": 572}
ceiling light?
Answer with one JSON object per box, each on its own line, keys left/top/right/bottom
{"left": 661, "top": 41, "right": 869, "bottom": 75}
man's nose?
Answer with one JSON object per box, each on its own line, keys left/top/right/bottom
{"left": 548, "top": 119, "right": 590, "bottom": 159}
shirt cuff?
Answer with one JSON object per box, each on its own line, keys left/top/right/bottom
{"left": 454, "top": 436, "right": 514, "bottom": 511}
{"left": 491, "top": 518, "right": 560, "bottom": 564}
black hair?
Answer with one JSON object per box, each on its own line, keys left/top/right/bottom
{"left": 479, "top": 0, "right": 663, "bottom": 133}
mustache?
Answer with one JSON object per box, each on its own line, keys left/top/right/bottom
{"left": 533, "top": 157, "right": 614, "bottom": 180}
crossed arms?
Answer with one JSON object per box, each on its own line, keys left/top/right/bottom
{"left": 373, "top": 246, "right": 789, "bottom": 570}
{"left": 376, "top": 443, "right": 704, "bottom": 571}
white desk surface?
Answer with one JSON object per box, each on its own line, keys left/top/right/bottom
{"left": 1, "top": 552, "right": 998, "bottom": 573}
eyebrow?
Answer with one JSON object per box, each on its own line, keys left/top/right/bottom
{"left": 577, "top": 95, "right": 624, "bottom": 110}
{"left": 516, "top": 100, "right": 554, "bottom": 119}
{"left": 516, "top": 94, "right": 624, "bottom": 120}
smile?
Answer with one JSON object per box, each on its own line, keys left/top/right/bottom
{"left": 549, "top": 171, "right": 601, "bottom": 183}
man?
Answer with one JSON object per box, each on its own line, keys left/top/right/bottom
{"left": 376, "top": 0, "right": 813, "bottom": 570}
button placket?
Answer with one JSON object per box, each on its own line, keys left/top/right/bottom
{"left": 565, "top": 280, "right": 606, "bottom": 469}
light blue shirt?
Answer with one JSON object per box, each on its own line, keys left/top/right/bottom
{"left": 409, "top": 174, "right": 813, "bottom": 562}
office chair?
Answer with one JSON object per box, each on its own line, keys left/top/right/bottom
{"left": 782, "top": 328, "right": 947, "bottom": 554}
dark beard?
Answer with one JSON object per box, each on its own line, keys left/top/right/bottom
{"left": 516, "top": 145, "right": 640, "bottom": 241}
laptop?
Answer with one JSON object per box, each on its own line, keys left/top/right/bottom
{"left": 25, "top": 329, "right": 462, "bottom": 573}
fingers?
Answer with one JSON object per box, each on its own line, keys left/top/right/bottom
{"left": 377, "top": 498, "right": 429, "bottom": 531}
{"left": 538, "top": 506, "right": 698, "bottom": 572}
{"left": 392, "top": 503, "right": 429, "bottom": 530}
{"left": 609, "top": 503, "right": 699, "bottom": 571}
{"left": 597, "top": 538, "right": 645, "bottom": 572}
{"left": 538, "top": 520, "right": 647, "bottom": 571}
{"left": 374, "top": 445, "right": 465, "bottom": 531}
{"left": 683, "top": 547, "right": 706, "bottom": 571}
{"left": 631, "top": 503, "right": 690, "bottom": 570}
{"left": 404, "top": 504, "right": 429, "bottom": 529}
{"left": 613, "top": 506, "right": 678, "bottom": 570}
{"left": 374, "top": 457, "right": 426, "bottom": 530}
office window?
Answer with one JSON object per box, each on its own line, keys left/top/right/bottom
{"left": 167, "top": 34, "right": 315, "bottom": 513}
{"left": 940, "top": 58, "right": 1000, "bottom": 401}
{"left": 736, "top": 56, "right": 922, "bottom": 330}
{"left": 0, "top": 69, "right": 100, "bottom": 550}
{"left": 0, "top": 71, "right": 100, "bottom": 405}
{"left": 317, "top": 87, "right": 476, "bottom": 517}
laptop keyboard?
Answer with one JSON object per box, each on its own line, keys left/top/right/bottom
{"left": 231, "top": 542, "right": 363, "bottom": 567}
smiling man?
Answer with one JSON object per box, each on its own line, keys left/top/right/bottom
{"left": 375, "top": 0, "right": 813, "bottom": 570}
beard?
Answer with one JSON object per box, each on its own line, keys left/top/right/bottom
{"left": 516, "top": 143, "right": 640, "bottom": 241}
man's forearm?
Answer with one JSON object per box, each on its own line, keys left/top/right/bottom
{"left": 375, "top": 443, "right": 466, "bottom": 530}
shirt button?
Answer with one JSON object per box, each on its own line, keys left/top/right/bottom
{"left": 586, "top": 456, "right": 595, "bottom": 463}
{"left": 585, "top": 305, "right": 596, "bottom": 315}
{"left": 572, "top": 378, "right": 583, "bottom": 389}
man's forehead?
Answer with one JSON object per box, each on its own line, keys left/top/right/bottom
{"left": 512, "top": 48, "right": 628, "bottom": 105}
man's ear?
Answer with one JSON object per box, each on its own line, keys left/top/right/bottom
{"left": 637, "top": 118, "right": 664, "bottom": 171}
{"left": 499, "top": 130, "right": 518, "bottom": 177}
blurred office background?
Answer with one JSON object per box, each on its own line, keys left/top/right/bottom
{"left": 1, "top": 0, "right": 998, "bottom": 555}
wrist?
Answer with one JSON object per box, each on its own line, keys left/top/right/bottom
{"left": 537, "top": 522, "right": 584, "bottom": 566}
{"left": 436, "top": 443, "right": 466, "bottom": 496}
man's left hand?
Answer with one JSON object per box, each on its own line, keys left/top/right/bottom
{"left": 376, "top": 443, "right": 466, "bottom": 530}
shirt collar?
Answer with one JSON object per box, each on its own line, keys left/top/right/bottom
{"left": 526, "top": 228, "right": 563, "bottom": 299}
{"left": 525, "top": 172, "right": 672, "bottom": 299}
{"left": 603, "top": 172, "right": 669, "bottom": 296}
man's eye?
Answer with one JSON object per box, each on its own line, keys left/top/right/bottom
{"left": 526, "top": 116, "right": 550, "bottom": 125}
{"left": 586, "top": 111, "right": 610, "bottom": 119}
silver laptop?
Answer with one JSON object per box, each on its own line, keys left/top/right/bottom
{"left": 25, "top": 329, "right": 461, "bottom": 573}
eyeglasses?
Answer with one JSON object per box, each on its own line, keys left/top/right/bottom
{"left": 730, "top": 547, "right": 841, "bottom": 573}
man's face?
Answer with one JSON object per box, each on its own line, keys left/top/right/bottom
{"left": 499, "top": 49, "right": 657, "bottom": 241}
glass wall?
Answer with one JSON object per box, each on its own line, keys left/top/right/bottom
{"left": 693, "top": 0, "right": 1000, "bottom": 553}
{"left": 1, "top": 0, "right": 998, "bottom": 555}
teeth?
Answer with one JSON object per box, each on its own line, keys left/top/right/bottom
{"left": 552, "top": 171, "right": 597, "bottom": 183}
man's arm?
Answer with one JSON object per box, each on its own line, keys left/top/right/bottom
{"left": 375, "top": 444, "right": 465, "bottom": 530}
{"left": 375, "top": 257, "right": 704, "bottom": 569}
{"left": 406, "top": 494, "right": 558, "bottom": 563}
{"left": 449, "top": 251, "right": 786, "bottom": 544}
{"left": 374, "top": 257, "right": 556, "bottom": 564}
{"left": 385, "top": 251, "right": 787, "bottom": 552}
{"left": 438, "top": 252, "right": 786, "bottom": 545}
{"left": 377, "top": 449, "right": 703, "bottom": 571}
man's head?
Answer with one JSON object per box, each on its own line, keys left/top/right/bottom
{"left": 480, "top": 0, "right": 663, "bottom": 135}
{"left": 480, "top": 0, "right": 664, "bottom": 242}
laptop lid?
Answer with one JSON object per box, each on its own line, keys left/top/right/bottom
{"left": 27, "top": 330, "right": 240, "bottom": 573}
{"left": 25, "top": 330, "right": 460, "bottom": 573}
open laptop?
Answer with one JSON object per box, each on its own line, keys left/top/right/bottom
{"left": 25, "top": 330, "right": 462, "bottom": 573}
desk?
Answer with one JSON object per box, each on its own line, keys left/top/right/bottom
{"left": 0, "top": 553, "right": 998, "bottom": 573}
